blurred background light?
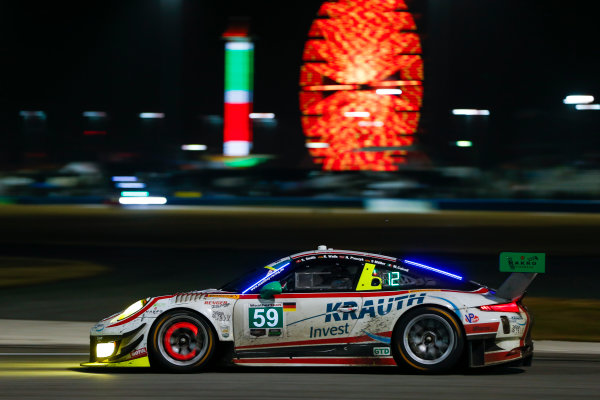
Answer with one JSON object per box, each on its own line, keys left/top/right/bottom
{"left": 358, "top": 121, "right": 384, "bottom": 127}
{"left": 344, "top": 111, "right": 370, "bottom": 117}
{"left": 575, "top": 104, "right": 600, "bottom": 110}
{"left": 181, "top": 144, "right": 207, "bottom": 151}
{"left": 563, "top": 95, "right": 594, "bottom": 104}
{"left": 111, "top": 176, "right": 138, "bottom": 182}
{"left": 452, "top": 109, "right": 490, "bottom": 116}
{"left": 120, "top": 191, "right": 149, "bottom": 197}
{"left": 82, "top": 111, "right": 107, "bottom": 118}
{"left": 118, "top": 196, "right": 167, "bottom": 205}
{"left": 303, "top": 84, "right": 360, "bottom": 91}
{"left": 19, "top": 111, "right": 46, "bottom": 118}
{"left": 139, "top": 113, "right": 165, "bottom": 119}
{"left": 116, "top": 182, "right": 146, "bottom": 189}
{"left": 375, "top": 89, "right": 403, "bottom": 95}
{"left": 305, "top": 142, "right": 330, "bottom": 149}
{"left": 455, "top": 140, "right": 473, "bottom": 147}
{"left": 249, "top": 113, "right": 275, "bottom": 119}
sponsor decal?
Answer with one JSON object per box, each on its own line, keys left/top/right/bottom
{"left": 206, "top": 294, "right": 239, "bottom": 300}
{"left": 145, "top": 304, "right": 163, "bottom": 315}
{"left": 509, "top": 315, "right": 526, "bottom": 326}
{"left": 364, "top": 331, "right": 391, "bottom": 344}
{"left": 93, "top": 323, "right": 105, "bottom": 333}
{"left": 221, "top": 326, "right": 230, "bottom": 338}
{"left": 511, "top": 325, "right": 523, "bottom": 335}
{"left": 499, "top": 252, "right": 545, "bottom": 273}
{"left": 250, "top": 328, "right": 266, "bottom": 337}
{"left": 373, "top": 347, "right": 391, "bottom": 356}
{"left": 391, "top": 265, "right": 409, "bottom": 272}
{"left": 268, "top": 328, "right": 282, "bottom": 337}
{"left": 309, "top": 323, "right": 350, "bottom": 338}
{"left": 248, "top": 304, "right": 283, "bottom": 329}
{"left": 212, "top": 311, "right": 231, "bottom": 322}
{"left": 324, "top": 293, "right": 426, "bottom": 323}
{"left": 130, "top": 347, "right": 147, "bottom": 360}
{"left": 205, "top": 300, "right": 231, "bottom": 309}
{"left": 465, "top": 313, "right": 479, "bottom": 323}
{"left": 204, "top": 300, "right": 229, "bottom": 306}
{"left": 283, "top": 302, "right": 296, "bottom": 312}
{"left": 465, "top": 322, "right": 500, "bottom": 334}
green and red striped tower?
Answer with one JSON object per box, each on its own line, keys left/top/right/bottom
{"left": 223, "top": 23, "right": 254, "bottom": 156}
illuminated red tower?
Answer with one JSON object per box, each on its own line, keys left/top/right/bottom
{"left": 299, "top": 0, "right": 424, "bottom": 171}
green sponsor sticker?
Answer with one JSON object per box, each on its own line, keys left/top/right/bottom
{"left": 249, "top": 306, "right": 283, "bottom": 329}
{"left": 499, "top": 252, "right": 545, "bottom": 273}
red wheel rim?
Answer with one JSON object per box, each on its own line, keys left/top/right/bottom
{"left": 163, "top": 321, "right": 199, "bottom": 361}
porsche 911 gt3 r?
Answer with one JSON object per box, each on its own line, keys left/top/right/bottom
{"left": 82, "top": 246, "right": 535, "bottom": 373}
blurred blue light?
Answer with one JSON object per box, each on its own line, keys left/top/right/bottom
{"left": 139, "top": 113, "right": 165, "bottom": 119}
{"left": 111, "top": 176, "right": 138, "bottom": 182}
{"left": 83, "top": 111, "right": 107, "bottom": 118}
{"left": 19, "top": 111, "right": 46, "bottom": 119}
{"left": 116, "top": 182, "right": 146, "bottom": 189}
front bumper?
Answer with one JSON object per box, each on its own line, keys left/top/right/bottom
{"left": 81, "top": 323, "right": 150, "bottom": 367}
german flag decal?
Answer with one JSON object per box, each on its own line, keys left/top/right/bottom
{"left": 283, "top": 302, "right": 296, "bottom": 312}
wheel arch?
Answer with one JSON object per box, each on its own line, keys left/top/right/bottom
{"left": 391, "top": 302, "right": 468, "bottom": 372}
{"left": 149, "top": 307, "right": 219, "bottom": 341}
{"left": 393, "top": 302, "right": 467, "bottom": 343}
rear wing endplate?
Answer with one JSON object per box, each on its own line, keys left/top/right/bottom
{"left": 495, "top": 272, "right": 537, "bottom": 301}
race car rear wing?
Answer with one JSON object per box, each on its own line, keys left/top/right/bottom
{"left": 495, "top": 272, "right": 537, "bottom": 301}
{"left": 495, "top": 252, "right": 545, "bottom": 301}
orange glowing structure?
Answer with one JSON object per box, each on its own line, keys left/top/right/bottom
{"left": 299, "top": 0, "right": 424, "bottom": 171}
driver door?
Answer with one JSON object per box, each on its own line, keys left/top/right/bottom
{"left": 233, "top": 255, "right": 364, "bottom": 359}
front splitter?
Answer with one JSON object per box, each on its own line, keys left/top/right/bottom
{"left": 81, "top": 356, "right": 150, "bottom": 368}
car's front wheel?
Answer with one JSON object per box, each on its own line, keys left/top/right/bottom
{"left": 392, "top": 306, "right": 464, "bottom": 373}
{"left": 149, "top": 310, "right": 216, "bottom": 372}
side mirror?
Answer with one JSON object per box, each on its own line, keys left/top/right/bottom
{"left": 260, "top": 281, "right": 282, "bottom": 299}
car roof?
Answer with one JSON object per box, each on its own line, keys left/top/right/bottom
{"left": 289, "top": 247, "right": 397, "bottom": 262}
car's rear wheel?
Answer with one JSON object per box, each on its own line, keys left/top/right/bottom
{"left": 149, "top": 310, "right": 216, "bottom": 372}
{"left": 392, "top": 306, "right": 464, "bottom": 373}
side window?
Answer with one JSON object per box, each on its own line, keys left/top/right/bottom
{"left": 281, "top": 259, "right": 361, "bottom": 292}
{"left": 376, "top": 266, "right": 424, "bottom": 290}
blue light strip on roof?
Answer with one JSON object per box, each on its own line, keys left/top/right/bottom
{"left": 402, "top": 260, "right": 463, "bottom": 281}
{"left": 242, "top": 262, "right": 290, "bottom": 294}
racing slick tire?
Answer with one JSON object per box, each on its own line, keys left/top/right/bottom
{"left": 149, "top": 310, "right": 216, "bottom": 372}
{"left": 392, "top": 306, "right": 464, "bottom": 373}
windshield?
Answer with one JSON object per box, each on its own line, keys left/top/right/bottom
{"left": 220, "top": 257, "right": 292, "bottom": 293}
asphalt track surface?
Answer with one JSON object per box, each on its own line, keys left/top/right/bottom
{"left": 1, "top": 353, "right": 599, "bottom": 399}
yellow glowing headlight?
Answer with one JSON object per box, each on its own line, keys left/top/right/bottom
{"left": 111, "top": 299, "right": 148, "bottom": 323}
{"left": 96, "top": 342, "right": 116, "bottom": 358}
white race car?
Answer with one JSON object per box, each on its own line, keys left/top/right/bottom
{"left": 82, "top": 246, "right": 535, "bottom": 372}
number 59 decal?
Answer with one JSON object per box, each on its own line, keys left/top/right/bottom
{"left": 248, "top": 304, "right": 283, "bottom": 329}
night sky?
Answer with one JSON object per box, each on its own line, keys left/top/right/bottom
{"left": 2, "top": 0, "right": 600, "bottom": 168}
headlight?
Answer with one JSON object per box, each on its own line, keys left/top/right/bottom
{"left": 111, "top": 299, "right": 148, "bottom": 323}
{"left": 96, "top": 342, "right": 116, "bottom": 358}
